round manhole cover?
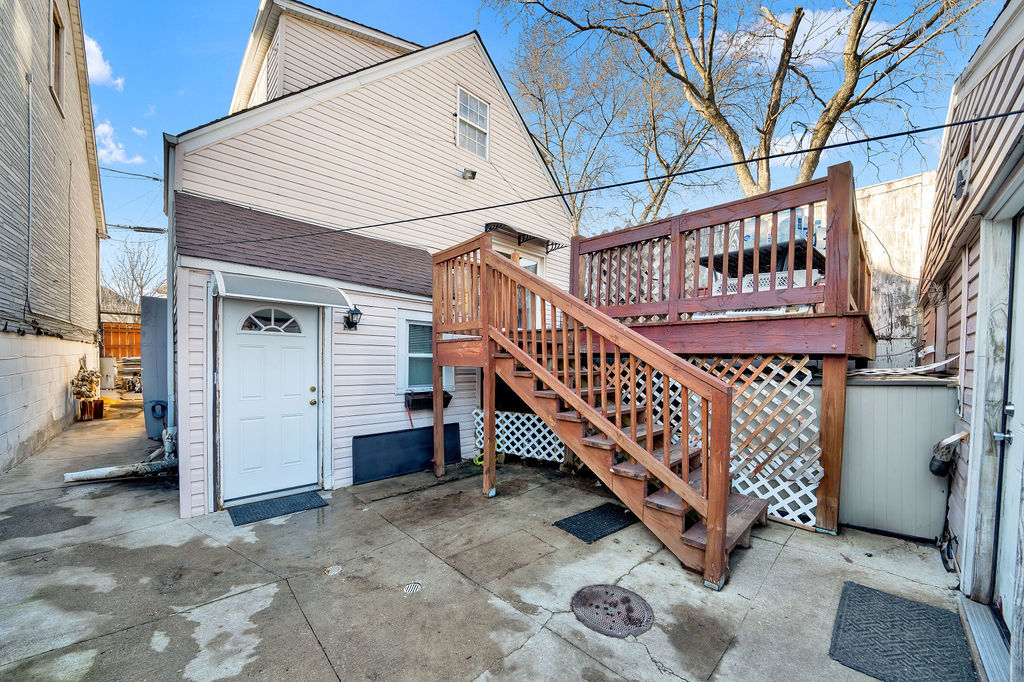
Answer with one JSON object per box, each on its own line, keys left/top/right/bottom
{"left": 571, "top": 585, "right": 654, "bottom": 638}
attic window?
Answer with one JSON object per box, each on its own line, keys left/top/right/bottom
{"left": 49, "top": 3, "right": 64, "bottom": 108}
{"left": 457, "top": 88, "right": 488, "bottom": 159}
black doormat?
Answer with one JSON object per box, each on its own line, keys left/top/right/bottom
{"left": 830, "top": 581, "right": 977, "bottom": 681}
{"left": 227, "top": 491, "right": 327, "bottom": 526}
{"left": 553, "top": 502, "right": 637, "bottom": 543}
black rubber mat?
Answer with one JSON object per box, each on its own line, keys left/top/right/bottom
{"left": 227, "top": 491, "right": 327, "bottom": 526}
{"left": 830, "top": 581, "right": 977, "bottom": 681}
{"left": 553, "top": 502, "right": 637, "bottom": 543}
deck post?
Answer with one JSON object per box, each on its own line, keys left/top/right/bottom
{"left": 816, "top": 354, "right": 848, "bottom": 534}
{"left": 703, "top": 389, "right": 732, "bottom": 589}
{"left": 482, "top": 349, "right": 496, "bottom": 497}
{"left": 824, "top": 162, "right": 854, "bottom": 316}
{"left": 432, "top": 361, "right": 445, "bottom": 477}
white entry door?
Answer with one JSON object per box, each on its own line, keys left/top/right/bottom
{"left": 221, "top": 301, "right": 320, "bottom": 503}
{"left": 994, "top": 216, "right": 1024, "bottom": 628}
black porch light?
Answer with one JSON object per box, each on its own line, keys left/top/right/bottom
{"left": 344, "top": 306, "right": 363, "bottom": 330}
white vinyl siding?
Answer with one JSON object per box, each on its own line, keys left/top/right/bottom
{"left": 178, "top": 43, "right": 572, "bottom": 289}
{"left": 280, "top": 14, "right": 405, "bottom": 94}
{"left": 457, "top": 87, "right": 488, "bottom": 158}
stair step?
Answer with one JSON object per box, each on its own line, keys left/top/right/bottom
{"left": 679, "top": 493, "right": 770, "bottom": 552}
{"left": 533, "top": 386, "right": 615, "bottom": 401}
{"left": 610, "top": 455, "right": 701, "bottom": 481}
{"left": 492, "top": 352, "right": 513, "bottom": 359}
{"left": 580, "top": 422, "right": 665, "bottom": 451}
{"left": 554, "top": 402, "right": 650, "bottom": 423}
{"left": 513, "top": 369, "right": 566, "bottom": 379}
{"left": 644, "top": 488, "right": 686, "bottom": 515}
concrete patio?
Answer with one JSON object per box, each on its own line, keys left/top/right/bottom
{"left": 0, "top": 403, "right": 962, "bottom": 681}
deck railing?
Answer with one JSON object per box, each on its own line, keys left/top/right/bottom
{"left": 571, "top": 162, "right": 871, "bottom": 323}
{"left": 432, "top": 234, "right": 735, "bottom": 586}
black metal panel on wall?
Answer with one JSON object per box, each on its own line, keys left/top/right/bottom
{"left": 351, "top": 423, "right": 462, "bottom": 485}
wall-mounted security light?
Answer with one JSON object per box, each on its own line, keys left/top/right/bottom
{"left": 461, "top": 168, "right": 477, "bottom": 180}
{"left": 344, "top": 306, "right": 363, "bottom": 330}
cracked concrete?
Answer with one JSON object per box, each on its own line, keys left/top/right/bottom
{"left": 0, "top": 402, "right": 962, "bottom": 680}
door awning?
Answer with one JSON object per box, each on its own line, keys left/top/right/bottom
{"left": 212, "top": 271, "right": 354, "bottom": 309}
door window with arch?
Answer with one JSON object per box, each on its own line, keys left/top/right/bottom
{"left": 240, "top": 307, "right": 303, "bottom": 334}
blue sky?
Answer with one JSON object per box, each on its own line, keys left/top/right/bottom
{"left": 82, "top": 0, "right": 1001, "bottom": 283}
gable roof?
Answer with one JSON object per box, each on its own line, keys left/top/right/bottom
{"left": 173, "top": 30, "right": 573, "bottom": 223}
{"left": 230, "top": 0, "right": 420, "bottom": 113}
{"left": 174, "top": 192, "right": 433, "bottom": 297}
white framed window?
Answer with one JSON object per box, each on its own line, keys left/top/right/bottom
{"left": 457, "top": 87, "right": 488, "bottom": 159}
{"left": 397, "top": 309, "right": 453, "bottom": 393}
{"left": 49, "top": 3, "right": 64, "bottom": 110}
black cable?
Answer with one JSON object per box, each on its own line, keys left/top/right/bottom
{"left": 186, "top": 107, "right": 1024, "bottom": 249}
{"left": 100, "top": 166, "right": 162, "bottom": 181}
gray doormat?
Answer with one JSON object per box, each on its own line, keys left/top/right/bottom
{"left": 830, "top": 581, "right": 977, "bottom": 681}
{"left": 227, "top": 491, "right": 327, "bottom": 526}
{"left": 554, "top": 502, "right": 637, "bottom": 543}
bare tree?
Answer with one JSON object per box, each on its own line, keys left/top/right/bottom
{"left": 495, "top": 0, "right": 984, "bottom": 196}
{"left": 102, "top": 239, "right": 164, "bottom": 315}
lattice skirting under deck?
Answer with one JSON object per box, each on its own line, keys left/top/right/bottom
{"left": 473, "top": 409, "right": 565, "bottom": 463}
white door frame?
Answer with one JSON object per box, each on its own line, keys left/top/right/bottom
{"left": 212, "top": 297, "right": 332, "bottom": 509}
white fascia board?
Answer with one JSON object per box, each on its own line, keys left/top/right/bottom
{"left": 177, "top": 255, "right": 432, "bottom": 303}
{"left": 955, "top": 2, "right": 1024, "bottom": 98}
{"left": 184, "top": 34, "right": 478, "bottom": 154}
{"left": 230, "top": 0, "right": 278, "bottom": 113}
{"left": 277, "top": 1, "right": 419, "bottom": 53}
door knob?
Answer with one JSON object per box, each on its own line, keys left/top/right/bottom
{"left": 309, "top": 398, "right": 317, "bottom": 405}
{"left": 310, "top": 386, "right": 317, "bottom": 392}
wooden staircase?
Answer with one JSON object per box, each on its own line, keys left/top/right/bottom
{"left": 431, "top": 235, "right": 769, "bottom": 589}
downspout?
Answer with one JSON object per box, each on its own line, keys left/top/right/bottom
{"left": 989, "top": 212, "right": 1019, "bottom": 602}
{"left": 164, "top": 135, "right": 178, "bottom": 433}
{"left": 25, "top": 72, "right": 33, "bottom": 318}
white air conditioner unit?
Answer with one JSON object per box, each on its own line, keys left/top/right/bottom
{"left": 953, "top": 157, "right": 970, "bottom": 200}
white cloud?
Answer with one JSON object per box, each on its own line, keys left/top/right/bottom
{"left": 95, "top": 120, "right": 144, "bottom": 164}
{"left": 84, "top": 35, "right": 124, "bottom": 91}
{"left": 131, "top": 126, "right": 147, "bottom": 137}
{"left": 143, "top": 104, "right": 157, "bottom": 118}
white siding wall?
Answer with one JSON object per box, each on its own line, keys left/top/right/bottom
{"left": 175, "top": 267, "right": 210, "bottom": 518}
{"left": 279, "top": 13, "right": 404, "bottom": 94}
{"left": 330, "top": 292, "right": 478, "bottom": 486}
{"left": 0, "top": 335, "right": 98, "bottom": 472}
{"left": 177, "top": 42, "right": 572, "bottom": 288}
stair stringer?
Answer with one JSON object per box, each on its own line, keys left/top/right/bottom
{"left": 493, "top": 356, "right": 708, "bottom": 574}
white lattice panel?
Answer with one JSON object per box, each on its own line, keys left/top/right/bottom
{"left": 474, "top": 409, "right": 565, "bottom": 463}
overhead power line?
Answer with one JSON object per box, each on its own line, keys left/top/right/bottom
{"left": 106, "top": 223, "right": 167, "bottom": 234}
{"left": 100, "top": 166, "right": 162, "bottom": 181}
{"left": 181, "top": 106, "right": 1024, "bottom": 249}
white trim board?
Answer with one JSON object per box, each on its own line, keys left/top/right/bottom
{"left": 177, "top": 255, "right": 432, "bottom": 303}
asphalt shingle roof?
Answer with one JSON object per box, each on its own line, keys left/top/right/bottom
{"left": 174, "top": 192, "right": 433, "bottom": 297}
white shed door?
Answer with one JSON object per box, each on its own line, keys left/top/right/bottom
{"left": 221, "top": 301, "right": 320, "bottom": 503}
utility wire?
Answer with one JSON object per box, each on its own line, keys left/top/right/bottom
{"left": 106, "top": 223, "right": 167, "bottom": 234}
{"left": 100, "top": 166, "right": 162, "bottom": 181}
{"left": 183, "top": 106, "right": 1024, "bottom": 249}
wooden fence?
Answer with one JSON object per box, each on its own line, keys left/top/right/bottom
{"left": 102, "top": 322, "right": 141, "bottom": 359}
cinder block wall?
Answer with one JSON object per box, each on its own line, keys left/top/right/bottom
{"left": 0, "top": 334, "right": 98, "bottom": 473}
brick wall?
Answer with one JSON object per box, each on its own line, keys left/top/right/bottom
{"left": 0, "top": 333, "right": 98, "bottom": 472}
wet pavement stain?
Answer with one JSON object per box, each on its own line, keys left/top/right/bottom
{"left": 0, "top": 499, "right": 94, "bottom": 539}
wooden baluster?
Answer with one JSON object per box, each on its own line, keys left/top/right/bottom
{"left": 562, "top": 311, "right": 570, "bottom": 390}
{"left": 682, "top": 388, "right": 691, "bottom": 477}
{"left": 647, "top": 240, "right": 654, "bottom": 303}
{"left": 587, "top": 328, "right": 595, "bottom": 407}
{"left": 635, "top": 243, "right": 643, "bottom": 305}
{"left": 613, "top": 345, "right": 622, "bottom": 430}
{"left": 573, "top": 318, "right": 581, "bottom": 395}
{"left": 645, "top": 365, "right": 654, "bottom": 454}
{"left": 721, "top": 222, "right": 729, "bottom": 297}
{"left": 737, "top": 220, "right": 745, "bottom": 295}
{"left": 770, "top": 212, "right": 779, "bottom": 291}
{"left": 540, "top": 298, "right": 547, "bottom": 370}
{"left": 663, "top": 374, "right": 670, "bottom": 469}
{"left": 788, "top": 207, "right": 796, "bottom": 290}
{"left": 806, "top": 202, "right": 815, "bottom": 287}
{"left": 692, "top": 228, "right": 701, "bottom": 299}
{"left": 598, "top": 336, "right": 606, "bottom": 411}
{"left": 753, "top": 216, "right": 761, "bottom": 291}
{"left": 629, "top": 355, "right": 637, "bottom": 443}
{"left": 701, "top": 398, "right": 709, "bottom": 498}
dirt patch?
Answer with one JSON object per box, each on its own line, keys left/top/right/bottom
{"left": 0, "top": 499, "right": 93, "bottom": 540}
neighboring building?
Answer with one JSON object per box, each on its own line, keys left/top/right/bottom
{"left": 919, "top": 0, "right": 1024, "bottom": 674}
{"left": 164, "top": 0, "right": 573, "bottom": 517}
{"left": 0, "top": 0, "right": 105, "bottom": 472}
{"left": 856, "top": 171, "right": 936, "bottom": 368}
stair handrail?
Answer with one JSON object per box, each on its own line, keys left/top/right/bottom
{"left": 478, "top": 247, "right": 734, "bottom": 585}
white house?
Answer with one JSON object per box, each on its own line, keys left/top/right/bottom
{"left": 164, "top": 0, "right": 573, "bottom": 517}
{"left": 0, "top": 0, "right": 105, "bottom": 472}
